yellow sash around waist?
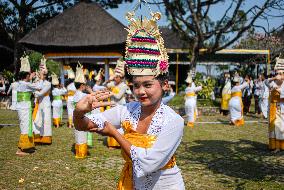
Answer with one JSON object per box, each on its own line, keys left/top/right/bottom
{"left": 67, "top": 90, "right": 75, "bottom": 96}
{"left": 117, "top": 121, "right": 176, "bottom": 190}
{"left": 231, "top": 92, "right": 242, "bottom": 98}
{"left": 186, "top": 92, "right": 195, "bottom": 97}
{"left": 32, "top": 91, "right": 50, "bottom": 121}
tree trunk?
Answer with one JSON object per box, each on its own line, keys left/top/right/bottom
{"left": 189, "top": 41, "right": 200, "bottom": 75}
{"left": 14, "top": 10, "right": 27, "bottom": 73}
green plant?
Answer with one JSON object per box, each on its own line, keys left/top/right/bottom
{"left": 194, "top": 73, "right": 216, "bottom": 99}
{"left": 27, "top": 51, "right": 61, "bottom": 75}
{"left": 46, "top": 60, "right": 61, "bottom": 75}
{"left": 1, "top": 69, "right": 15, "bottom": 82}
{"left": 28, "top": 51, "right": 42, "bottom": 71}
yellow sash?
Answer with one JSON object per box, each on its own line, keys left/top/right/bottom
{"left": 231, "top": 92, "right": 242, "bottom": 98}
{"left": 32, "top": 91, "right": 50, "bottom": 121}
{"left": 186, "top": 92, "right": 195, "bottom": 97}
{"left": 221, "top": 94, "right": 231, "bottom": 110}
{"left": 67, "top": 90, "right": 75, "bottom": 96}
{"left": 112, "top": 87, "right": 120, "bottom": 94}
{"left": 117, "top": 121, "right": 176, "bottom": 190}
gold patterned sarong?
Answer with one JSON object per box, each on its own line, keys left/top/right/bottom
{"left": 117, "top": 121, "right": 176, "bottom": 190}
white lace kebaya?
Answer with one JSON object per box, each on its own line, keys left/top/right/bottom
{"left": 86, "top": 102, "right": 185, "bottom": 190}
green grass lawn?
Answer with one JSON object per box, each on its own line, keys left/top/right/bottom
{"left": 0, "top": 109, "right": 283, "bottom": 190}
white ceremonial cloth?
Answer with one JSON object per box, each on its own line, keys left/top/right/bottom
{"left": 8, "top": 81, "right": 19, "bottom": 110}
{"left": 86, "top": 102, "right": 185, "bottom": 190}
{"left": 52, "top": 87, "right": 67, "bottom": 118}
{"left": 16, "top": 80, "right": 42, "bottom": 134}
{"left": 73, "top": 90, "right": 88, "bottom": 144}
{"left": 33, "top": 80, "right": 52, "bottom": 136}
{"left": 184, "top": 86, "right": 202, "bottom": 122}
{"left": 260, "top": 82, "right": 269, "bottom": 119}
{"left": 67, "top": 82, "right": 76, "bottom": 119}
{"left": 229, "top": 82, "right": 248, "bottom": 122}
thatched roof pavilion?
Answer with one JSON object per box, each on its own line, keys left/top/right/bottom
{"left": 20, "top": 2, "right": 127, "bottom": 64}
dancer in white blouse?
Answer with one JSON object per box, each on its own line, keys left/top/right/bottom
{"left": 73, "top": 64, "right": 95, "bottom": 158}
{"left": 265, "top": 57, "right": 284, "bottom": 152}
{"left": 74, "top": 11, "right": 185, "bottom": 190}
{"left": 66, "top": 68, "right": 76, "bottom": 128}
{"left": 229, "top": 76, "right": 248, "bottom": 126}
{"left": 7, "top": 79, "right": 18, "bottom": 110}
{"left": 184, "top": 72, "right": 202, "bottom": 128}
{"left": 33, "top": 57, "right": 52, "bottom": 145}
{"left": 51, "top": 73, "right": 67, "bottom": 128}
{"left": 16, "top": 55, "right": 42, "bottom": 155}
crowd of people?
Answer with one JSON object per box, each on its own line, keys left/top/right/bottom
{"left": 1, "top": 8, "right": 283, "bottom": 190}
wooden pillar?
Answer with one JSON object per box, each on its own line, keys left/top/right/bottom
{"left": 60, "top": 60, "right": 64, "bottom": 85}
{"left": 104, "top": 58, "right": 110, "bottom": 81}
{"left": 175, "top": 53, "right": 179, "bottom": 94}
{"left": 267, "top": 50, "right": 271, "bottom": 76}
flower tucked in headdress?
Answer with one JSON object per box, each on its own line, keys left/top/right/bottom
{"left": 124, "top": 11, "right": 169, "bottom": 76}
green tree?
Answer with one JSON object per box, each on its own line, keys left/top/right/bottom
{"left": 0, "top": 0, "right": 133, "bottom": 72}
{"left": 151, "top": 0, "right": 284, "bottom": 70}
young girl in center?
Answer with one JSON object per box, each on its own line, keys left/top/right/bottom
{"left": 74, "top": 11, "right": 185, "bottom": 190}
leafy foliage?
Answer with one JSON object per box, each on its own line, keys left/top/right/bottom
{"left": 28, "top": 51, "right": 61, "bottom": 75}
{"left": 194, "top": 73, "right": 216, "bottom": 99}
{"left": 0, "top": 69, "right": 14, "bottom": 82}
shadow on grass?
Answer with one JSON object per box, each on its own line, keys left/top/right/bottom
{"left": 179, "top": 139, "right": 284, "bottom": 182}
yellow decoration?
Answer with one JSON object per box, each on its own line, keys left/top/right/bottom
{"left": 117, "top": 121, "right": 176, "bottom": 190}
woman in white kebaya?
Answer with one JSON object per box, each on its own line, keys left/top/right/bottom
{"left": 51, "top": 73, "right": 67, "bottom": 128}
{"left": 184, "top": 72, "right": 202, "bottom": 128}
{"left": 74, "top": 11, "right": 185, "bottom": 190}
{"left": 7, "top": 78, "right": 18, "bottom": 110}
{"left": 16, "top": 55, "right": 43, "bottom": 156}
{"left": 265, "top": 57, "right": 284, "bottom": 152}
{"left": 229, "top": 76, "right": 248, "bottom": 126}
{"left": 258, "top": 74, "right": 269, "bottom": 119}
{"left": 66, "top": 68, "right": 76, "bottom": 128}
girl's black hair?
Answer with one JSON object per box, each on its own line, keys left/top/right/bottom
{"left": 126, "top": 73, "right": 169, "bottom": 83}
{"left": 231, "top": 81, "right": 238, "bottom": 86}
{"left": 75, "top": 82, "right": 84, "bottom": 89}
{"left": 18, "top": 72, "right": 30, "bottom": 80}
